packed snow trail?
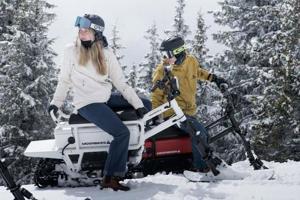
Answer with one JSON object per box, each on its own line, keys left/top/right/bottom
{"left": 0, "top": 160, "right": 299, "bottom": 200}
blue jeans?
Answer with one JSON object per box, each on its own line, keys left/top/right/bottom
{"left": 179, "top": 116, "right": 209, "bottom": 170}
{"left": 78, "top": 103, "right": 130, "bottom": 177}
{"left": 78, "top": 93, "right": 151, "bottom": 177}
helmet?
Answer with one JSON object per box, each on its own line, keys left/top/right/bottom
{"left": 75, "top": 14, "right": 108, "bottom": 47}
{"left": 160, "top": 36, "right": 186, "bottom": 65}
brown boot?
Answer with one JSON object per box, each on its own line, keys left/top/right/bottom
{"left": 100, "top": 176, "right": 130, "bottom": 191}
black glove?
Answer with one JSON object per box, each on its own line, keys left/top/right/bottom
{"left": 211, "top": 74, "right": 228, "bottom": 88}
{"left": 48, "top": 104, "right": 58, "bottom": 115}
{"left": 136, "top": 107, "right": 148, "bottom": 119}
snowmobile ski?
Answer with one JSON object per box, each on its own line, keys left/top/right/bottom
{"left": 183, "top": 166, "right": 275, "bottom": 182}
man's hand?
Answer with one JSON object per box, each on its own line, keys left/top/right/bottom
{"left": 211, "top": 74, "right": 228, "bottom": 88}
{"left": 136, "top": 107, "right": 148, "bottom": 119}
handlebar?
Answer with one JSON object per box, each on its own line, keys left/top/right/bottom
{"left": 218, "top": 83, "right": 243, "bottom": 134}
{"left": 219, "top": 83, "right": 236, "bottom": 110}
{"left": 151, "top": 65, "right": 180, "bottom": 100}
{"left": 50, "top": 110, "right": 70, "bottom": 124}
{"left": 151, "top": 80, "right": 165, "bottom": 92}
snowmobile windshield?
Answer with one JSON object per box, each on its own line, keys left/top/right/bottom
{"left": 75, "top": 16, "right": 104, "bottom": 32}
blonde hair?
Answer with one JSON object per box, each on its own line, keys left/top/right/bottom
{"left": 76, "top": 31, "right": 107, "bottom": 75}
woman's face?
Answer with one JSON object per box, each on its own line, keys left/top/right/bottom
{"left": 78, "top": 28, "right": 95, "bottom": 41}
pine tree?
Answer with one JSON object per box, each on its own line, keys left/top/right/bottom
{"left": 0, "top": 0, "right": 57, "bottom": 184}
{"left": 0, "top": 0, "right": 14, "bottom": 41}
{"left": 0, "top": 0, "right": 17, "bottom": 163}
{"left": 213, "top": 0, "right": 300, "bottom": 161}
{"left": 127, "top": 64, "right": 138, "bottom": 89}
{"left": 192, "top": 11, "right": 209, "bottom": 63}
{"left": 193, "top": 11, "right": 221, "bottom": 125}
{"left": 109, "top": 24, "right": 129, "bottom": 88}
{"left": 210, "top": 0, "right": 271, "bottom": 163}
{"left": 251, "top": 0, "right": 300, "bottom": 161}
{"left": 165, "top": 0, "right": 191, "bottom": 42}
{"left": 110, "top": 24, "right": 125, "bottom": 65}
{"left": 138, "top": 23, "right": 161, "bottom": 94}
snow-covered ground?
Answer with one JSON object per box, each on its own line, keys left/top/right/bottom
{"left": 1, "top": 160, "right": 299, "bottom": 200}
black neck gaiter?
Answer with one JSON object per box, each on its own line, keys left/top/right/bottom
{"left": 81, "top": 40, "right": 93, "bottom": 49}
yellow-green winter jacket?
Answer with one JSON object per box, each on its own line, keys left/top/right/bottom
{"left": 151, "top": 54, "right": 212, "bottom": 118}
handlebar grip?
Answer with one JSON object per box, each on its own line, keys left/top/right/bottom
{"left": 50, "top": 110, "right": 70, "bottom": 124}
{"left": 50, "top": 110, "right": 59, "bottom": 124}
{"left": 219, "top": 83, "right": 229, "bottom": 93}
{"left": 151, "top": 80, "right": 165, "bottom": 92}
{"left": 151, "top": 84, "right": 159, "bottom": 92}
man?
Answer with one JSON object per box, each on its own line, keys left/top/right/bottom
{"left": 151, "top": 36, "right": 227, "bottom": 172}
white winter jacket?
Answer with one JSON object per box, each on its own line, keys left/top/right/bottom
{"left": 51, "top": 43, "right": 144, "bottom": 110}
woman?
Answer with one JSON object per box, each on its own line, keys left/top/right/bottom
{"left": 48, "top": 14, "right": 148, "bottom": 191}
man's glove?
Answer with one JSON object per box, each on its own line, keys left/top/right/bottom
{"left": 48, "top": 104, "right": 58, "bottom": 115}
{"left": 211, "top": 74, "right": 228, "bottom": 88}
{"left": 136, "top": 107, "right": 148, "bottom": 119}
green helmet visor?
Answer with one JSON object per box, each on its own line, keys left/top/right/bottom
{"left": 172, "top": 45, "right": 186, "bottom": 55}
{"left": 162, "top": 45, "right": 186, "bottom": 58}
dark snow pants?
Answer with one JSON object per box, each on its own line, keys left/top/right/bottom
{"left": 179, "top": 116, "right": 209, "bottom": 170}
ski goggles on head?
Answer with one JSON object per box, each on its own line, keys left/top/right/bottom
{"left": 162, "top": 45, "right": 186, "bottom": 58}
{"left": 74, "top": 16, "right": 104, "bottom": 32}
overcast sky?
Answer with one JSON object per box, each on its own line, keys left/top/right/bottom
{"left": 46, "top": 0, "right": 224, "bottom": 66}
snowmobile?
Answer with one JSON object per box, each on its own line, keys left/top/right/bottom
{"left": 24, "top": 65, "right": 266, "bottom": 188}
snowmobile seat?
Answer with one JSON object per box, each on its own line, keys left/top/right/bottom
{"left": 150, "top": 125, "right": 189, "bottom": 139}
{"left": 68, "top": 109, "right": 139, "bottom": 124}
{"left": 68, "top": 114, "right": 90, "bottom": 124}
